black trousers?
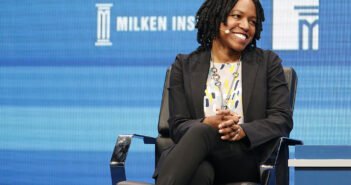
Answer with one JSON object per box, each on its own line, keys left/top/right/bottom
{"left": 156, "top": 123, "right": 260, "bottom": 185}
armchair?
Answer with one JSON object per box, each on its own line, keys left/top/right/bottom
{"left": 110, "top": 67, "right": 303, "bottom": 185}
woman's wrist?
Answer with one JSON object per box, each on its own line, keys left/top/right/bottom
{"left": 202, "top": 117, "right": 210, "bottom": 125}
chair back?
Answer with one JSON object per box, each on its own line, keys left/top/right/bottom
{"left": 155, "top": 67, "right": 298, "bottom": 165}
{"left": 283, "top": 67, "right": 298, "bottom": 113}
{"left": 155, "top": 68, "right": 172, "bottom": 164}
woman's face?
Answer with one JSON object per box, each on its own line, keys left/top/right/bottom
{"left": 217, "top": 0, "right": 257, "bottom": 52}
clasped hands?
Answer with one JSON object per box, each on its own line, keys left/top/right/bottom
{"left": 203, "top": 109, "right": 246, "bottom": 141}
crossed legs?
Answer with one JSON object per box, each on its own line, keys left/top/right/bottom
{"left": 156, "top": 123, "right": 259, "bottom": 185}
{"left": 156, "top": 124, "right": 218, "bottom": 185}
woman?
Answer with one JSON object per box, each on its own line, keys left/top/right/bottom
{"left": 155, "top": 0, "right": 293, "bottom": 184}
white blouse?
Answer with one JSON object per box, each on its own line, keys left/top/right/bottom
{"left": 203, "top": 61, "right": 244, "bottom": 124}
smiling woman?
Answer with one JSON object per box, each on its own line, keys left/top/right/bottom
{"left": 1, "top": 0, "right": 351, "bottom": 185}
{"left": 154, "top": 0, "right": 292, "bottom": 185}
{"left": 212, "top": 0, "right": 258, "bottom": 62}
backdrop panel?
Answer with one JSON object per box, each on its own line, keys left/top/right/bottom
{"left": 0, "top": 0, "right": 350, "bottom": 184}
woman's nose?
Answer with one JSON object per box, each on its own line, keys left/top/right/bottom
{"left": 239, "top": 19, "right": 250, "bottom": 31}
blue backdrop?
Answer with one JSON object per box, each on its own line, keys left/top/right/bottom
{"left": 0, "top": 0, "right": 350, "bottom": 184}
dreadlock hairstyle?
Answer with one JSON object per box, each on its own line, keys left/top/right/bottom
{"left": 195, "top": 0, "right": 265, "bottom": 52}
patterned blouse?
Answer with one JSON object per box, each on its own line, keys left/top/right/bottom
{"left": 203, "top": 61, "right": 244, "bottom": 124}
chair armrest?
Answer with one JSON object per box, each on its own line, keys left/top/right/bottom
{"left": 260, "top": 137, "right": 303, "bottom": 167}
{"left": 110, "top": 134, "right": 156, "bottom": 185}
{"left": 272, "top": 137, "right": 303, "bottom": 166}
{"left": 259, "top": 137, "right": 303, "bottom": 185}
{"left": 279, "top": 137, "right": 303, "bottom": 146}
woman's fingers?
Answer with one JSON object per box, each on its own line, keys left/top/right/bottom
{"left": 223, "top": 115, "right": 240, "bottom": 123}
{"left": 219, "top": 124, "right": 244, "bottom": 141}
{"left": 203, "top": 114, "right": 224, "bottom": 129}
{"left": 218, "top": 119, "right": 235, "bottom": 129}
{"left": 220, "top": 129, "right": 236, "bottom": 140}
{"left": 218, "top": 126, "right": 233, "bottom": 134}
{"left": 231, "top": 125, "right": 246, "bottom": 141}
{"left": 218, "top": 119, "right": 237, "bottom": 135}
{"left": 215, "top": 109, "right": 231, "bottom": 116}
{"left": 216, "top": 110, "right": 240, "bottom": 120}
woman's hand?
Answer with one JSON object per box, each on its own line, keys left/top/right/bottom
{"left": 203, "top": 109, "right": 246, "bottom": 141}
{"left": 202, "top": 114, "right": 223, "bottom": 128}
{"left": 219, "top": 123, "right": 246, "bottom": 141}
{"left": 216, "top": 110, "right": 246, "bottom": 141}
{"left": 202, "top": 109, "right": 235, "bottom": 128}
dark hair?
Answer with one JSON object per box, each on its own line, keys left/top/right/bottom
{"left": 195, "top": 0, "right": 265, "bottom": 51}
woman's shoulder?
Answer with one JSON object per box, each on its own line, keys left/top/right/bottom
{"left": 173, "top": 49, "right": 210, "bottom": 65}
{"left": 245, "top": 47, "right": 282, "bottom": 66}
{"left": 249, "top": 47, "right": 280, "bottom": 58}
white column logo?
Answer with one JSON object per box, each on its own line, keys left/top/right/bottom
{"left": 95, "top": 3, "right": 113, "bottom": 46}
{"left": 273, "top": 0, "right": 319, "bottom": 50}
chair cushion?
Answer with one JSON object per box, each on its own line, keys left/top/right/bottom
{"left": 221, "top": 182, "right": 260, "bottom": 185}
{"left": 117, "top": 181, "right": 154, "bottom": 185}
{"left": 117, "top": 181, "right": 259, "bottom": 185}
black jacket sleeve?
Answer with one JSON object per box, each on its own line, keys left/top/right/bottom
{"left": 241, "top": 51, "right": 293, "bottom": 149}
{"left": 168, "top": 54, "right": 203, "bottom": 143}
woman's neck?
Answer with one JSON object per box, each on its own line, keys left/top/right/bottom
{"left": 211, "top": 40, "right": 241, "bottom": 63}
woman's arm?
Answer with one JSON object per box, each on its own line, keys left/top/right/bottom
{"left": 240, "top": 51, "right": 293, "bottom": 149}
{"left": 168, "top": 54, "right": 204, "bottom": 143}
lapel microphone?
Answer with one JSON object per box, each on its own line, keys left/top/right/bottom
{"left": 220, "top": 29, "right": 231, "bottom": 34}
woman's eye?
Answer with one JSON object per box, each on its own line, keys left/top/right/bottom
{"left": 250, "top": 20, "right": 257, "bottom": 25}
{"left": 231, "top": 14, "right": 240, "bottom": 19}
